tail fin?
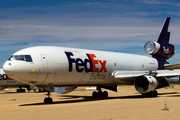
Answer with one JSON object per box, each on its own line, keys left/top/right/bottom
{"left": 156, "top": 17, "right": 175, "bottom": 54}
{"left": 157, "top": 17, "right": 171, "bottom": 44}
{"left": 144, "top": 17, "right": 175, "bottom": 69}
{"left": 154, "top": 17, "right": 175, "bottom": 69}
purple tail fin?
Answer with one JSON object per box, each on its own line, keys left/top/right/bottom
{"left": 157, "top": 17, "right": 171, "bottom": 44}
{"left": 154, "top": 17, "right": 175, "bottom": 69}
{"left": 144, "top": 17, "right": 175, "bottom": 69}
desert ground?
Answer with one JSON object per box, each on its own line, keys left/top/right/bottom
{"left": 0, "top": 85, "right": 180, "bottom": 120}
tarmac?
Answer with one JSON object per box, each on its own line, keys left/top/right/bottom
{"left": 0, "top": 85, "right": 180, "bottom": 120}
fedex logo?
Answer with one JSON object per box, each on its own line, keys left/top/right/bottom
{"left": 150, "top": 81, "right": 156, "bottom": 85}
{"left": 163, "top": 47, "right": 172, "bottom": 54}
{"left": 0, "top": 74, "right": 13, "bottom": 80}
{"left": 65, "top": 52, "right": 107, "bottom": 73}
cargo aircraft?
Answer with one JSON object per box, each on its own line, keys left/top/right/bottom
{"left": 3, "top": 17, "right": 180, "bottom": 104}
{"left": 0, "top": 69, "right": 36, "bottom": 92}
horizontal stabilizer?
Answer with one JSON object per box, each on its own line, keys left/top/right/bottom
{"left": 164, "top": 63, "right": 180, "bottom": 70}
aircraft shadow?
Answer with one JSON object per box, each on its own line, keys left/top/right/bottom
{"left": 0, "top": 91, "right": 42, "bottom": 94}
{"left": 0, "top": 92, "right": 19, "bottom": 94}
{"left": 19, "top": 92, "right": 179, "bottom": 106}
{"left": 158, "top": 92, "right": 179, "bottom": 95}
{"left": 19, "top": 95, "right": 143, "bottom": 106}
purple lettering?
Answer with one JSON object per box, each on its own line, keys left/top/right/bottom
{"left": 65, "top": 52, "right": 107, "bottom": 73}
{"left": 65, "top": 52, "right": 76, "bottom": 72}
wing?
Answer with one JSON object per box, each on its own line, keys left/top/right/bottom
{"left": 112, "top": 69, "right": 180, "bottom": 79}
{"left": 111, "top": 69, "right": 180, "bottom": 87}
{"left": 156, "top": 69, "right": 180, "bottom": 77}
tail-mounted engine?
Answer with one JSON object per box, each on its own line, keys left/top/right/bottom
{"left": 135, "top": 75, "right": 159, "bottom": 93}
{"left": 144, "top": 41, "right": 174, "bottom": 59}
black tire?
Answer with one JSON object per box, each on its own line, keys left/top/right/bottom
{"left": 92, "top": 91, "right": 98, "bottom": 98}
{"left": 142, "top": 91, "right": 158, "bottom": 97}
{"left": 152, "top": 90, "right": 158, "bottom": 97}
{"left": 17, "top": 89, "right": 20, "bottom": 93}
{"left": 44, "top": 98, "right": 53, "bottom": 104}
{"left": 22, "top": 89, "right": 26, "bottom": 92}
{"left": 103, "top": 91, "right": 108, "bottom": 98}
{"left": 39, "top": 89, "right": 41, "bottom": 92}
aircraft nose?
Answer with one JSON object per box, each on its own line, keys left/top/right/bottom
{"left": 3, "top": 61, "right": 16, "bottom": 76}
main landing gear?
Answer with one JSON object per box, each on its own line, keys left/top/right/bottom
{"left": 92, "top": 86, "right": 108, "bottom": 98}
{"left": 142, "top": 90, "right": 158, "bottom": 97}
{"left": 16, "top": 86, "right": 26, "bottom": 93}
{"left": 44, "top": 91, "right": 53, "bottom": 104}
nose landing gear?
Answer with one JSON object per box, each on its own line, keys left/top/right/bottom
{"left": 44, "top": 91, "right": 53, "bottom": 104}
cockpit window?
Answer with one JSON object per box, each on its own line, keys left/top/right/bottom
{"left": 24, "top": 55, "right": 33, "bottom": 62}
{"left": 8, "top": 55, "right": 33, "bottom": 62}
{"left": 14, "top": 55, "right": 25, "bottom": 61}
{"left": 8, "top": 56, "right": 13, "bottom": 60}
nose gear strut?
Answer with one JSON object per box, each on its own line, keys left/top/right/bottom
{"left": 44, "top": 91, "right": 53, "bottom": 104}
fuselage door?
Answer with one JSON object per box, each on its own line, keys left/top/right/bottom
{"left": 41, "top": 54, "right": 48, "bottom": 69}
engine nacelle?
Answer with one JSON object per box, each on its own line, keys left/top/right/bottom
{"left": 144, "top": 41, "right": 174, "bottom": 59}
{"left": 54, "top": 86, "right": 77, "bottom": 94}
{"left": 135, "top": 75, "right": 159, "bottom": 93}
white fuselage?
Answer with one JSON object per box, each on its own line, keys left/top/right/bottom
{"left": 3, "top": 46, "right": 158, "bottom": 87}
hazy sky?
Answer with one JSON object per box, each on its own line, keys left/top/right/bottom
{"left": 0, "top": 0, "right": 180, "bottom": 67}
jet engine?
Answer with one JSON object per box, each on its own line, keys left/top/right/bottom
{"left": 54, "top": 86, "right": 77, "bottom": 94}
{"left": 144, "top": 41, "right": 174, "bottom": 59}
{"left": 135, "top": 75, "right": 159, "bottom": 93}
